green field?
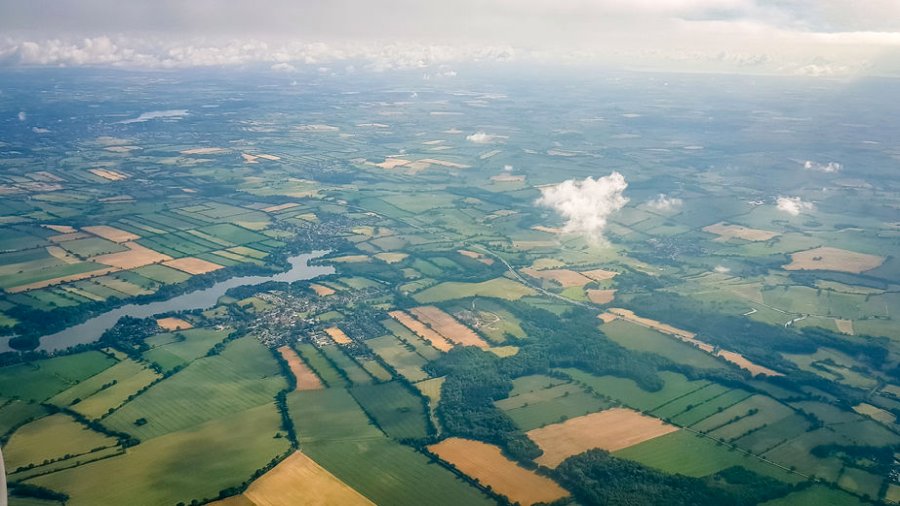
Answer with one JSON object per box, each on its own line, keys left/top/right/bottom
{"left": 294, "top": 343, "right": 349, "bottom": 388}
{"left": 365, "top": 334, "right": 431, "bottom": 382}
{"left": 103, "top": 337, "right": 285, "bottom": 440}
{"left": 350, "top": 381, "right": 430, "bottom": 440}
{"left": 318, "top": 345, "right": 374, "bottom": 385}
{"left": 0, "top": 399, "right": 47, "bottom": 436}
{"left": 760, "top": 485, "right": 867, "bottom": 506}
{"left": 30, "top": 404, "right": 289, "bottom": 506}
{"left": 0, "top": 352, "right": 117, "bottom": 402}
{"left": 614, "top": 430, "right": 802, "bottom": 483}
{"left": 413, "top": 277, "right": 536, "bottom": 303}
{"left": 561, "top": 368, "right": 710, "bottom": 412}
{"left": 142, "top": 327, "right": 230, "bottom": 372}
{"left": 496, "top": 382, "right": 610, "bottom": 430}
{"left": 4, "top": 413, "right": 117, "bottom": 471}
{"left": 601, "top": 319, "right": 728, "bottom": 371}
{"left": 48, "top": 358, "right": 160, "bottom": 418}
{"left": 289, "top": 388, "right": 492, "bottom": 506}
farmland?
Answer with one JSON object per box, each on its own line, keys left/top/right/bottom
{"left": 1, "top": 66, "right": 899, "bottom": 505}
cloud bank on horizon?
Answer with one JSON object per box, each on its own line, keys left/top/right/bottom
{"left": 536, "top": 172, "right": 629, "bottom": 242}
{"left": 0, "top": 0, "right": 899, "bottom": 75}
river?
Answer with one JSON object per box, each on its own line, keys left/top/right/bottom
{"left": 6, "top": 251, "right": 334, "bottom": 353}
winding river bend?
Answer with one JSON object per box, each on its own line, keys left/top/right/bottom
{"left": 8, "top": 251, "right": 334, "bottom": 354}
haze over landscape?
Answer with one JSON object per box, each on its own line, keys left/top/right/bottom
{"left": 0, "top": 1, "right": 899, "bottom": 505}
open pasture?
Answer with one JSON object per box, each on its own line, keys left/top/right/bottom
{"left": 31, "top": 404, "right": 289, "bottom": 506}
{"left": 413, "top": 277, "right": 536, "bottom": 303}
{"left": 289, "top": 389, "right": 493, "bottom": 506}
{"left": 350, "top": 381, "right": 429, "bottom": 440}
{"left": 318, "top": 345, "right": 373, "bottom": 386}
{"left": 561, "top": 369, "right": 710, "bottom": 412}
{"left": 48, "top": 358, "right": 160, "bottom": 417}
{"left": 104, "top": 337, "right": 285, "bottom": 441}
{"left": 4, "top": 413, "right": 117, "bottom": 471}
{"left": 428, "top": 438, "right": 569, "bottom": 505}
{"left": 614, "top": 430, "right": 800, "bottom": 482}
{"left": 142, "top": 328, "right": 230, "bottom": 372}
{"left": 364, "top": 334, "right": 430, "bottom": 382}
{"left": 529, "top": 408, "right": 678, "bottom": 467}
{"left": 295, "top": 343, "right": 348, "bottom": 388}
{"left": 0, "top": 351, "right": 116, "bottom": 402}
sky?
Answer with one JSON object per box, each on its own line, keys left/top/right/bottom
{"left": 1, "top": 0, "right": 900, "bottom": 76}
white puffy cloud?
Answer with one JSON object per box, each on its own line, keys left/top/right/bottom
{"left": 803, "top": 160, "right": 842, "bottom": 173}
{"left": 646, "top": 193, "right": 683, "bottom": 211}
{"left": 17, "top": 111, "right": 26, "bottom": 121}
{"left": 466, "top": 131, "right": 506, "bottom": 144}
{"left": 536, "top": 172, "right": 629, "bottom": 241}
{"left": 714, "top": 265, "right": 731, "bottom": 273}
{"left": 776, "top": 196, "right": 815, "bottom": 216}
{"left": 32, "top": 127, "right": 50, "bottom": 133}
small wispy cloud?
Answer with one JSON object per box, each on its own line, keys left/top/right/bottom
{"left": 466, "top": 131, "right": 506, "bottom": 144}
{"left": 32, "top": 127, "right": 50, "bottom": 133}
{"left": 714, "top": 265, "right": 731, "bottom": 274}
{"left": 776, "top": 196, "right": 815, "bottom": 216}
{"left": 271, "top": 62, "right": 298, "bottom": 73}
{"left": 646, "top": 193, "right": 683, "bottom": 211}
{"left": 536, "top": 172, "right": 629, "bottom": 241}
{"left": 803, "top": 160, "right": 842, "bottom": 173}
{"left": 118, "top": 109, "right": 189, "bottom": 124}
{"left": 17, "top": 111, "right": 26, "bottom": 121}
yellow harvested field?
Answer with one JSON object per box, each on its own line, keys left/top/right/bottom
{"left": 328, "top": 255, "right": 370, "bottom": 263}
{"left": 457, "top": 250, "right": 493, "bottom": 265}
{"left": 374, "top": 252, "right": 408, "bottom": 264}
{"left": 529, "top": 408, "right": 678, "bottom": 468}
{"left": 716, "top": 350, "right": 783, "bottom": 377}
{"left": 94, "top": 242, "right": 173, "bottom": 270}
{"left": 580, "top": 268, "right": 619, "bottom": 281}
{"left": 703, "top": 222, "right": 779, "bottom": 242}
{"left": 784, "top": 246, "right": 884, "bottom": 274}
{"left": 6, "top": 267, "right": 119, "bottom": 293}
{"left": 521, "top": 268, "right": 593, "bottom": 288}
{"left": 598, "top": 312, "right": 618, "bottom": 323}
{"left": 46, "top": 245, "right": 80, "bottom": 264}
{"left": 853, "top": 403, "right": 896, "bottom": 424}
{"left": 835, "top": 319, "right": 854, "bottom": 335}
{"left": 428, "top": 438, "right": 569, "bottom": 505}
{"left": 324, "top": 326, "right": 352, "bottom": 344}
{"left": 417, "top": 158, "right": 471, "bottom": 169}
{"left": 89, "top": 168, "right": 128, "bottom": 181}
{"left": 278, "top": 346, "right": 323, "bottom": 391}
{"left": 488, "top": 346, "right": 520, "bottom": 357}
{"left": 181, "top": 147, "right": 229, "bottom": 155}
{"left": 491, "top": 174, "right": 526, "bottom": 183}
{"left": 240, "top": 451, "right": 373, "bottom": 506}
{"left": 163, "top": 257, "right": 224, "bottom": 275}
{"left": 587, "top": 289, "right": 616, "bottom": 304}
{"left": 156, "top": 317, "right": 193, "bottom": 331}
{"left": 373, "top": 158, "right": 412, "bottom": 169}
{"left": 531, "top": 225, "right": 561, "bottom": 234}
{"left": 410, "top": 306, "right": 489, "bottom": 348}
{"left": 388, "top": 310, "right": 453, "bottom": 351}
{"left": 262, "top": 202, "right": 300, "bottom": 213}
{"left": 49, "top": 232, "right": 90, "bottom": 243}
{"left": 44, "top": 224, "right": 77, "bottom": 233}
{"left": 310, "top": 283, "right": 336, "bottom": 296}
{"left": 83, "top": 225, "right": 140, "bottom": 243}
